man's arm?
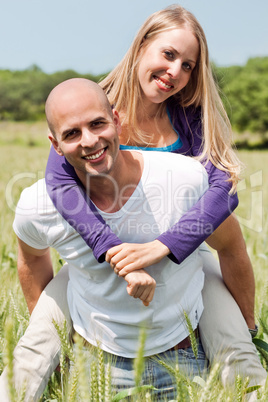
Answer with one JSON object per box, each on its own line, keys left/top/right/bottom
{"left": 17, "top": 237, "right": 54, "bottom": 314}
{"left": 206, "top": 213, "right": 255, "bottom": 329}
{"left": 17, "top": 236, "right": 155, "bottom": 309}
{"left": 124, "top": 269, "right": 156, "bottom": 306}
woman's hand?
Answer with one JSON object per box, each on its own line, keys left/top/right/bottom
{"left": 106, "top": 240, "right": 170, "bottom": 276}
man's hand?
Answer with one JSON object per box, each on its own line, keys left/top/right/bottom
{"left": 124, "top": 269, "right": 156, "bottom": 306}
{"left": 106, "top": 240, "right": 170, "bottom": 276}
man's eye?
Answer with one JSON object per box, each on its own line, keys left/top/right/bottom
{"left": 92, "top": 121, "right": 105, "bottom": 128}
{"left": 65, "top": 130, "right": 78, "bottom": 138}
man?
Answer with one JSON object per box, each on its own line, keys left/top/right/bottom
{"left": 0, "top": 79, "right": 265, "bottom": 401}
{"left": 1, "top": 79, "right": 209, "bottom": 400}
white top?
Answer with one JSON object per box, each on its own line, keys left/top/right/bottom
{"left": 13, "top": 151, "right": 209, "bottom": 357}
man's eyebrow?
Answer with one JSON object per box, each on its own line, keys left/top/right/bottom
{"left": 90, "top": 116, "right": 108, "bottom": 123}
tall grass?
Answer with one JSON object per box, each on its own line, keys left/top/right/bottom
{"left": 0, "top": 123, "right": 267, "bottom": 400}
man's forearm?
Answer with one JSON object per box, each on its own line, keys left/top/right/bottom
{"left": 218, "top": 247, "right": 255, "bottom": 329}
{"left": 206, "top": 214, "right": 256, "bottom": 329}
{"left": 17, "top": 242, "right": 53, "bottom": 314}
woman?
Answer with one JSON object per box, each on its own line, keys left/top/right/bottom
{"left": 12, "top": 5, "right": 265, "bottom": 399}
{"left": 46, "top": 6, "right": 242, "bottom": 271}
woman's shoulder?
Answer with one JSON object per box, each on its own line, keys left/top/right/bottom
{"left": 167, "top": 99, "right": 202, "bottom": 144}
{"left": 167, "top": 98, "right": 201, "bottom": 123}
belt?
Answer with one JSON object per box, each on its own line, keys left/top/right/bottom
{"left": 166, "top": 328, "right": 199, "bottom": 352}
{"left": 80, "top": 327, "right": 199, "bottom": 354}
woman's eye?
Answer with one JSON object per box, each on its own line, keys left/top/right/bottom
{"left": 164, "top": 50, "right": 174, "bottom": 59}
{"left": 182, "top": 62, "right": 192, "bottom": 71}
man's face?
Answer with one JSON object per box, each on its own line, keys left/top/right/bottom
{"left": 49, "top": 88, "right": 121, "bottom": 180}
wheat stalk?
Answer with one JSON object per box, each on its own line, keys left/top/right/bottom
{"left": 134, "top": 327, "right": 146, "bottom": 388}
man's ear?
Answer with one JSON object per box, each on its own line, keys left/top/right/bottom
{"left": 48, "top": 132, "right": 63, "bottom": 156}
{"left": 112, "top": 109, "right": 122, "bottom": 136}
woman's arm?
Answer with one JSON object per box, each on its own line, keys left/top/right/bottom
{"left": 45, "top": 147, "right": 122, "bottom": 262}
{"left": 157, "top": 160, "right": 238, "bottom": 263}
{"left": 106, "top": 105, "right": 237, "bottom": 267}
{"left": 157, "top": 104, "right": 239, "bottom": 263}
{"left": 155, "top": 104, "right": 238, "bottom": 263}
{"left": 106, "top": 164, "right": 237, "bottom": 269}
{"left": 107, "top": 105, "right": 238, "bottom": 266}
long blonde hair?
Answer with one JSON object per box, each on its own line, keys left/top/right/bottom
{"left": 100, "top": 4, "right": 241, "bottom": 191}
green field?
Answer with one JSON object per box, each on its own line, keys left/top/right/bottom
{"left": 0, "top": 122, "right": 267, "bottom": 400}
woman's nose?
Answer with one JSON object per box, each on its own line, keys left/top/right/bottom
{"left": 166, "top": 61, "right": 182, "bottom": 79}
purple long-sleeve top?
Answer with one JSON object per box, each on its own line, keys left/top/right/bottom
{"left": 45, "top": 101, "right": 238, "bottom": 264}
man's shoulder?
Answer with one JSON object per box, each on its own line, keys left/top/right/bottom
{"left": 17, "top": 178, "right": 53, "bottom": 211}
{"left": 13, "top": 178, "right": 64, "bottom": 250}
{"left": 15, "top": 178, "right": 57, "bottom": 225}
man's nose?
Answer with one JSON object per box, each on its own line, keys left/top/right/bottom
{"left": 80, "top": 129, "right": 98, "bottom": 148}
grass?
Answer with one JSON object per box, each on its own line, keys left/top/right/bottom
{"left": 0, "top": 122, "right": 267, "bottom": 400}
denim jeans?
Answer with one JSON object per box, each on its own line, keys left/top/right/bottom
{"left": 84, "top": 338, "right": 208, "bottom": 401}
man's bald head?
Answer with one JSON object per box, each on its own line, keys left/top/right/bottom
{"left": 45, "top": 78, "right": 113, "bottom": 138}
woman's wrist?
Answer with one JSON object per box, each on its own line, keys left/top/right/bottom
{"left": 153, "top": 240, "right": 170, "bottom": 258}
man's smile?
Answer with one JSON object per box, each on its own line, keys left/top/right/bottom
{"left": 82, "top": 147, "right": 107, "bottom": 161}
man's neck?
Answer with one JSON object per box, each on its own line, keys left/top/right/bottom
{"left": 77, "top": 150, "right": 144, "bottom": 213}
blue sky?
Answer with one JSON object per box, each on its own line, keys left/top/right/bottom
{"left": 1, "top": 0, "right": 267, "bottom": 75}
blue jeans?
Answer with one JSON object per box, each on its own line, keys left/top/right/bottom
{"left": 86, "top": 338, "right": 208, "bottom": 401}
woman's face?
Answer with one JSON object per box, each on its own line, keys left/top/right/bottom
{"left": 137, "top": 28, "right": 199, "bottom": 110}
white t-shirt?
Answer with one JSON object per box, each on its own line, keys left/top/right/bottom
{"left": 13, "top": 151, "right": 209, "bottom": 357}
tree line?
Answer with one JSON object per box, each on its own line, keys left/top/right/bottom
{"left": 0, "top": 66, "right": 105, "bottom": 122}
{"left": 214, "top": 57, "right": 268, "bottom": 137}
{"left": 0, "top": 57, "right": 267, "bottom": 142}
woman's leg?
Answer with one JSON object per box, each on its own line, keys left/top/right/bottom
{"left": 199, "top": 246, "right": 266, "bottom": 390}
{"left": 0, "top": 264, "right": 72, "bottom": 402}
